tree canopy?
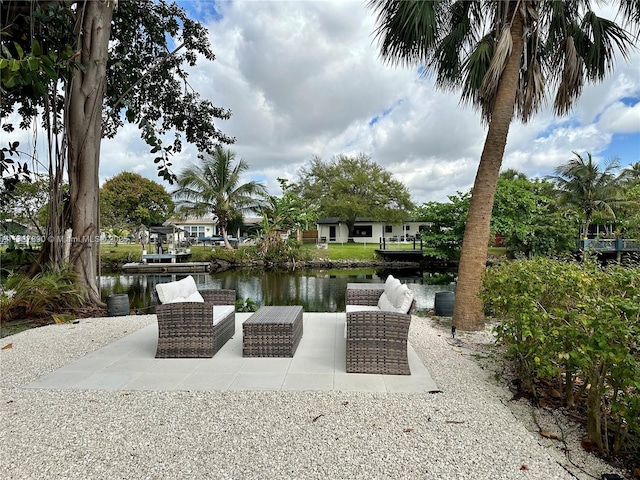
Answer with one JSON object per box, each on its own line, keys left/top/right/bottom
{"left": 100, "top": 172, "right": 174, "bottom": 229}
{"left": 413, "top": 172, "right": 579, "bottom": 260}
{"left": 296, "top": 153, "right": 414, "bottom": 239}
{"left": 492, "top": 173, "right": 577, "bottom": 257}
{"left": 412, "top": 192, "right": 470, "bottom": 260}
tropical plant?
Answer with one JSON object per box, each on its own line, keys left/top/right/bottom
{"left": 481, "top": 258, "right": 640, "bottom": 465}
{"left": 547, "top": 152, "right": 622, "bottom": 239}
{"left": 1, "top": 266, "right": 86, "bottom": 323}
{"left": 270, "top": 178, "right": 319, "bottom": 232}
{"left": 235, "top": 297, "right": 259, "bottom": 313}
{"left": 367, "top": 0, "right": 638, "bottom": 330}
{"left": 616, "top": 162, "right": 640, "bottom": 239}
{"left": 173, "top": 146, "right": 268, "bottom": 249}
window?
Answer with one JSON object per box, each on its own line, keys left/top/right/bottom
{"left": 183, "top": 226, "right": 205, "bottom": 238}
{"left": 353, "top": 225, "right": 373, "bottom": 237}
{"left": 384, "top": 225, "right": 393, "bottom": 233}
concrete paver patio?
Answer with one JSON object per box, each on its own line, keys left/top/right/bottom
{"left": 26, "top": 313, "right": 437, "bottom": 393}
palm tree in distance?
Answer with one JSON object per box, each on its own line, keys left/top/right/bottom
{"left": 367, "top": 0, "right": 638, "bottom": 330}
{"left": 548, "top": 152, "right": 622, "bottom": 239}
{"left": 174, "top": 146, "right": 267, "bottom": 249}
{"left": 620, "top": 161, "right": 640, "bottom": 186}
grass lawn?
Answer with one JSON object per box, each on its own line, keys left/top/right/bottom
{"left": 4, "top": 242, "right": 504, "bottom": 267}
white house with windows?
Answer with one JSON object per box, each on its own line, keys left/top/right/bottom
{"left": 165, "top": 216, "right": 262, "bottom": 242}
{"left": 316, "top": 217, "right": 429, "bottom": 244}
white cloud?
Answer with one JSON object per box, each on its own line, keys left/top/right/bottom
{"left": 13, "top": 0, "right": 632, "bottom": 205}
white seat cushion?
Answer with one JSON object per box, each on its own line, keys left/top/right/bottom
{"left": 346, "top": 305, "right": 380, "bottom": 313}
{"left": 156, "top": 275, "right": 204, "bottom": 304}
{"left": 213, "top": 305, "right": 234, "bottom": 325}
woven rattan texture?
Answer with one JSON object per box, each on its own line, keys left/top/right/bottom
{"left": 155, "top": 289, "right": 236, "bottom": 358}
{"left": 243, "top": 306, "right": 303, "bottom": 357}
{"left": 345, "top": 285, "right": 414, "bottom": 375}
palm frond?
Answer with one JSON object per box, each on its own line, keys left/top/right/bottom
{"left": 368, "top": 0, "right": 441, "bottom": 68}
{"left": 480, "top": 25, "right": 513, "bottom": 103}
{"left": 616, "top": 0, "right": 640, "bottom": 36}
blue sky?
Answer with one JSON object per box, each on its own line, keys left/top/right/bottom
{"left": 97, "top": 0, "right": 640, "bottom": 204}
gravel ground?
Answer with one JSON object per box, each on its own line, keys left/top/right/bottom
{"left": 0, "top": 314, "right": 630, "bottom": 480}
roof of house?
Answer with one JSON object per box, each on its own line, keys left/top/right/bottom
{"left": 316, "top": 217, "right": 427, "bottom": 225}
{"left": 316, "top": 217, "right": 379, "bottom": 224}
{"left": 149, "top": 226, "right": 183, "bottom": 235}
{"left": 165, "top": 216, "right": 216, "bottom": 225}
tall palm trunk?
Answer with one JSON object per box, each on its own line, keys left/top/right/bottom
{"left": 453, "top": 10, "right": 525, "bottom": 331}
{"left": 66, "top": 1, "right": 114, "bottom": 305}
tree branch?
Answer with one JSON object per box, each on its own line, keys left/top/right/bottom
{"left": 110, "top": 43, "right": 185, "bottom": 114}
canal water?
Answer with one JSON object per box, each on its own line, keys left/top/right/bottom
{"left": 100, "top": 267, "right": 456, "bottom": 314}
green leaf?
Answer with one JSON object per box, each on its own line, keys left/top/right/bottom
{"left": 13, "top": 42, "right": 24, "bottom": 59}
{"left": 41, "top": 63, "right": 57, "bottom": 80}
{"left": 31, "top": 39, "right": 42, "bottom": 56}
{"left": 27, "top": 58, "right": 39, "bottom": 71}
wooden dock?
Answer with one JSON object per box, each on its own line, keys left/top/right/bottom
{"left": 375, "top": 249, "right": 424, "bottom": 262}
{"left": 122, "top": 262, "right": 210, "bottom": 274}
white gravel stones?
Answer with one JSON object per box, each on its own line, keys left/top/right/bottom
{"left": 1, "top": 314, "right": 630, "bottom": 479}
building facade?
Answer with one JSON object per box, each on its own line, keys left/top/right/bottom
{"left": 316, "top": 217, "right": 429, "bottom": 244}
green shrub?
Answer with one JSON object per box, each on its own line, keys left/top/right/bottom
{"left": 235, "top": 297, "right": 259, "bottom": 312}
{"left": 1, "top": 266, "right": 87, "bottom": 323}
{"left": 481, "top": 258, "right": 640, "bottom": 466}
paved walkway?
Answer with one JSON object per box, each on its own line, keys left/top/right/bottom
{"left": 26, "top": 313, "right": 437, "bottom": 393}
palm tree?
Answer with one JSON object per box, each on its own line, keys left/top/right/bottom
{"left": 367, "top": 0, "right": 638, "bottom": 330}
{"left": 620, "top": 161, "right": 640, "bottom": 186}
{"left": 173, "top": 146, "right": 267, "bottom": 249}
{"left": 548, "top": 152, "right": 621, "bottom": 240}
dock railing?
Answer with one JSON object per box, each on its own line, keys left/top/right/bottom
{"left": 578, "top": 238, "right": 639, "bottom": 252}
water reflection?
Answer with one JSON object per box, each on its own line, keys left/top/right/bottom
{"left": 100, "top": 268, "right": 456, "bottom": 313}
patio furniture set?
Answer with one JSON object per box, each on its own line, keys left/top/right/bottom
{"left": 154, "top": 274, "right": 415, "bottom": 375}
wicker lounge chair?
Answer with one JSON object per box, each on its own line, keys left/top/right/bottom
{"left": 155, "top": 276, "right": 236, "bottom": 358}
{"left": 345, "top": 278, "right": 415, "bottom": 375}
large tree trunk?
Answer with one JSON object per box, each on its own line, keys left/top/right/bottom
{"left": 453, "top": 11, "right": 525, "bottom": 331}
{"left": 66, "top": 1, "right": 114, "bottom": 305}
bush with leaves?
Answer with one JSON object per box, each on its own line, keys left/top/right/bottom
{"left": 235, "top": 297, "right": 259, "bottom": 313}
{"left": 257, "top": 237, "right": 309, "bottom": 265}
{"left": 1, "top": 266, "right": 86, "bottom": 323}
{"left": 481, "top": 258, "right": 639, "bottom": 467}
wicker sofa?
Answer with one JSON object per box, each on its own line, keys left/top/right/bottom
{"left": 155, "top": 276, "right": 236, "bottom": 358}
{"left": 345, "top": 276, "right": 415, "bottom": 375}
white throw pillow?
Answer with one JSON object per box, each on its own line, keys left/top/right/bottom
{"left": 156, "top": 275, "right": 203, "bottom": 304}
{"left": 384, "top": 277, "right": 401, "bottom": 305}
{"left": 377, "top": 292, "right": 396, "bottom": 312}
{"left": 384, "top": 275, "right": 396, "bottom": 289}
{"left": 394, "top": 285, "right": 415, "bottom": 314}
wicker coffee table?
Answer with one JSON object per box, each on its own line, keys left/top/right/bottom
{"left": 242, "top": 306, "right": 304, "bottom": 357}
